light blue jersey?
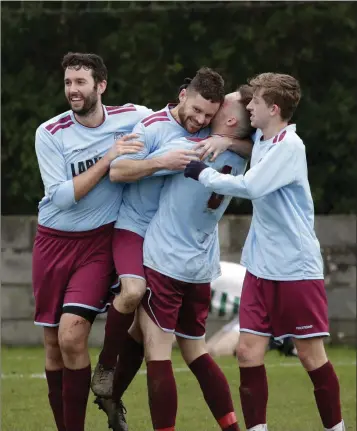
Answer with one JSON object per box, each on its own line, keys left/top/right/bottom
{"left": 143, "top": 136, "right": 248, "bottom": 283}
{"left": 114, "top": 104, "right": 210, "bottom": 237}
{"left": 35, "top": 104, "right": 152, "bottom": 231}
{"left": 199, "top": 124, "right": 324, "bottom": 281}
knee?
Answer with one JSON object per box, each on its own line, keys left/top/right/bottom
{"left": 296, "top": 346, "right": 328, "bottom": 371}
{"left": 236, "top": 342, "right": 264, "bottom": 366}
{"left": 180, "top": 341, "right": 207, "bottom": 365}
{"left": 119, "top": 281, "right": 146, "bottom": 311}
{"left": 207, "top": 345, "right": 217, "bottom": 357}
{"left": 59, "top": 325, "right": 87, "bottom": 358}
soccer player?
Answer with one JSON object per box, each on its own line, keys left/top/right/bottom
{"left": 90, "top": 67, "right": 226, "bottom": 400}
{"left": 33, "top": 52, "right": 153, "bottom": 431}
{"left": 92, "top": 71, "right": 252, "bottom": 430}
{"left": 109, "top": 85, "right": 254, "bottom": 431}
{"left": 185, "top": 73, "right": 344, "bottom": 431}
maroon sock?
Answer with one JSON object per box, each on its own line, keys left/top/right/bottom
{"left": 45, "top": 369, "right": 66, "bottom": 431}
{"left": 111, "top": 333, "right": 144, "bottom": 403}
{"left": 62, "top": 365, "right": 91, "bottom": 431}
{"left": 239, "top": 365, "right": 268, "bottom": 429}
{"left": 147, "top": 360, "right": 177, "bottom": 430}
{"left": 189, "top": 354, "right": 240, "bottom": 430}
{"left": 98, "top": 306, "right": 135, "bottom": 368}
{"left": 308, "top": 361, "right": 342, "bottom": 428}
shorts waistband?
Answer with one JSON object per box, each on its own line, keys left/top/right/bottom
{"left": 37, "top": 222, "right": 115, "bottom": 239}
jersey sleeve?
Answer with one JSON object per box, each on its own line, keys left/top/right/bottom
{"left": 199, "top": 139, "right": 299, "bottom": 200}
{"left": 110, "top": 121, "right": 152, "bottom": 166}
{"left": 35, "top": 126, "right": 76, "bottom": 210}
{"left": 213, "top": 152, "right": 248, "bottom": 176}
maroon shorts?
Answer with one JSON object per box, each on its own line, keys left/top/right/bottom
{"left": 142, "top": 267, "right": 211, "bottom": 339}
{"left": 32, "top": 223, "right": 115, "bottom": 326}
{"left": 239, "top": 271, "right": 329, "bottom": 340}
{"left": 112, "top": 229, "right": 145, "bottom": 280}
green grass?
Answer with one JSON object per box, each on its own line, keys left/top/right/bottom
{"left": 1, "top": 346, "right": 356, "bottom": 430}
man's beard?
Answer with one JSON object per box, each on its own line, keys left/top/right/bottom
{"left": 177, "top": 106, "right": 202, "bottom": 133}
{"left": 69, "top": 92, "right": 99, "bottom": 117}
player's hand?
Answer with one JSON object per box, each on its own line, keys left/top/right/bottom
{"left": 194, "top": 135, "right": 232, "bottom": 162}
{"left": 184, "top": 160, "right": 209, "bottom": 181}
{"left": 159, "top": 148, "right": 200, "bottom": 171}
{"left": 106, "top": 133, "right": 144, "bottom": 162}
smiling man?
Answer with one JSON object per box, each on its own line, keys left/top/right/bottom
{"left": 32, "top": 52, "right": 155, "bottom": 431}
{"left": 91, "top": 67, "right": 226, "bottom": 401}
{"left": 185, "top": 72, "right": 344, "bottom": 431}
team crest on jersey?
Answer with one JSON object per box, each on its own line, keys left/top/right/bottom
{"left": 114, "top": 131, "right": 125, "bottom": 141}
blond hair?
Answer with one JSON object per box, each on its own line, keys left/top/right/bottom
{"left": 249, "top": 73, "right": 301, "bottom": 121}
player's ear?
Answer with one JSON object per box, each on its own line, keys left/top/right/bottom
{"left": 178, "top": 88, "right": 187, "bottom": 103}
{"left": 98, "top": 80, "right": 107, "bottom": 95}
{"left": 270, "top": 104, "right": 280, "bottom": 117}
{"left": 227, "top": 116, "right": 238, "bottom": 127}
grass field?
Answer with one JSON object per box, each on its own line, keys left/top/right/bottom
{"left": 1, "top": 345, "right": 356, "bottom": 431}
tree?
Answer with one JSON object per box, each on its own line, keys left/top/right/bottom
{"left": 2, "top": 1, "right": 356, "bottom": 214}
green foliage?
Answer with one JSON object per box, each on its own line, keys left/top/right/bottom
{"left": 2, "top": 1, "right": 356, "bottom": 214}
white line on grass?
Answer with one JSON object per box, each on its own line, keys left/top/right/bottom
{"left": 1, "top": 361, "right": 356, "bottom": 379}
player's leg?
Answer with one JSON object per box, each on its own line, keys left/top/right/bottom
{"left": 43, "top": 327, "right": 66, "bottom": 431}
{"left": 294, "top": 337, "right": 344, "bottom": 430}
{"left": 111, "top": 312, "right": 144, "bottom": 404}
{"left": 176, "top": 283, "right": 240, "bottom": 431}
{"left": 93, "top": 277, "right": 145, "bottom": 396}
{"left": 138, "top": 305, "right": 177, "bottom": 431}
{"left": 32, "top": 226, "right": 71, "bottom": 431}
{"left": 59, "top": 223, "right": 118, "bottom": 431}
{"left": 275, "top": 279, "right": 344, "bottom": 431}
{"left": 58, "top": 313, "right": 92, "bottom": 431}
{"left": 236, "top": 272, "right": 272, "bottom": 431}
{"left": 139, "top": 267, "right": 187, "bottom": 430}
{"left": 93, "top": 229, "right": 146, "bottom": 397}
{"left": 95, "top": 314, "right": 142, "bottom": 431}
{"left": 236, "top": 333, "right": 270, "bottom": 431}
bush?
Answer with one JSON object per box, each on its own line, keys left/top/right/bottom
{"left": 2, "top": 1, "right": 356, "bottom": 214}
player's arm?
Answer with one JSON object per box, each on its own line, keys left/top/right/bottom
{"left": 109, "top": 124, "right": 198, "bottom": 182}
{"left": 110, "top": 158, "right": 165, "bottom": 182}
{"left": 109, "top": 149, "right": 199, "bottom": 182}
{"left": 185, "top": 140, "right": 299, "bottom": 200}
{"left": 72, "top": 133, "right": 143, "bottom": 200}
{"left": 194, "top": 135, "right": 253, "bottom": 162}
{"left": 35, "top": 128, "right": 139, "bottom": 210}
{"left": 143, "top": 143, "right": 201, "bottom": 178}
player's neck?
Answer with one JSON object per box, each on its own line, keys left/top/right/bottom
{"left": 211, "top": 125, "right": 238, "bottom": 139}
{"left": 261, "top": 120, "right": 288, "bottom": 141}
{"left": 169, "top": 105, "right": 182, "bottom": 125}
{"left": 73, "top": 103, "right": 105, "bottom": 128}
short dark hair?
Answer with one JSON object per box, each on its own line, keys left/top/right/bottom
{"left": 187, "top": 67, "right": 225, "bottom": 104}
{"left": 62, "top": 52, "right": 108, "bottom": 84}
{"left": 236, "top": 84, "right": 255, "bottom": 138}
